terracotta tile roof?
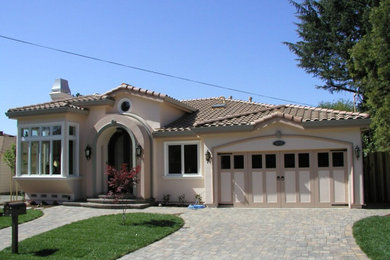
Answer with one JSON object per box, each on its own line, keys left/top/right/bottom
{"left": 157, "top": 98, "right": 370, "bottom": 132}
{"left": 6, "top": 94, "right": 112, "bottom": 115}
{"left": 104, "top": 83, "right": 196, "bottom": 112}
{"left": 6, "top": 83, "right": 195, "bottom": 117}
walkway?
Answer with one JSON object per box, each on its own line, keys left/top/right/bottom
{"left": 0, "top": 206, "right": 388, "bottom": 259}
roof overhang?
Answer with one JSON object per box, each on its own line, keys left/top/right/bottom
{"left": 302, "top": 118, "right": 371, "bottom": 128}
{"left": 6, "top": 107, "right": 89, "bottom": 119}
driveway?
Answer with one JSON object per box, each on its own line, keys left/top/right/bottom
{"left": 0, "top": 206, "right": 388, "bottom": 259}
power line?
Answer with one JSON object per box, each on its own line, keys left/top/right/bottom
{"left": 0, "top": 34, "right": 315, "bottom": 106}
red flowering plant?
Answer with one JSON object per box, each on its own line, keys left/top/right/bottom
{"left": 105, "top": 163, "right": 141, "bottom": 199}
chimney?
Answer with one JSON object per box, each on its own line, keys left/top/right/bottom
{"left": 50, "top": 79, "right": 72, "bottom": 100}
{"left": 248, "top": 97, "right": 253, "bottom": 102}
{"left": 229, "top": 96, "right": 232, "bottom": 100}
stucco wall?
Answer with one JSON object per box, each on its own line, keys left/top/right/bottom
{"left": 0, "top": 135, "right": 16, "bottom": 193}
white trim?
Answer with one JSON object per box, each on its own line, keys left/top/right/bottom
{"left": 164, "top": 141, "right": 201, "bottom": 177}
{"left": 17, "top": 121, "right": 79, "bottom": 177}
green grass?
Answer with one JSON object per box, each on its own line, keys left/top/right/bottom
{"left": 0, "top": 208, "right": 43, "bottom": 229}
{"left": 353, "top": 215, "right": 390, "bottom": 260}
{"left": 0, "top": 212, "right": 184, "bottom": 260}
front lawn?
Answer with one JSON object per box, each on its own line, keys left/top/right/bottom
{"left": 0, "top": 208, "right": 43, "bottom": 229}
{"left": 353, "top": 215, "right": 390, "bottom": 260}
{"left": 0, "top": 212, "right": 184, "bottom": 260}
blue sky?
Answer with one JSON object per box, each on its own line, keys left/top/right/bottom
{"left": 0, "top": 1, "right": 349, "bottom": 135}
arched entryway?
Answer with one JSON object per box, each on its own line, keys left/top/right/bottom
{"left": 90, "top": 114, "right": 153, "bottom": 200}
{"left": 106, "top": 127, "right": 136, "bottom": 195}
{"left": 107, "top": 128, "right": 134, "bottom": 170}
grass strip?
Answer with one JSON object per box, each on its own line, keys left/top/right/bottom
{"left": 353, "top": 215, "right": 390, "bottom": 260}
{"left": 0, "top": 208, "right": 43, "bottom": 230}
{"left": 0, "top": 212, "right": 183, "bottom": 260}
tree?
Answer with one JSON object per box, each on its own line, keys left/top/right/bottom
{"left": 3, "top": 143, "right": 16, "bottom": 173}
{"left": 285, "top": 0, "right": 379, "bottom": 94}
{"left": 318, "top": 99, "right": 354, "bottom": 111}
{"left": 349, "top": 0, "right": 390, "bottom": 151}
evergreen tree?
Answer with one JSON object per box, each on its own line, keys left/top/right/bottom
{"left": 285, "top": 0, "right": 379, "bottom": 94}
{"left": 350, "top": 0, "right": 390, "bottom": 151}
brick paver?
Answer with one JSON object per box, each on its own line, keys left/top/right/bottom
{"left": 0, "top": 206, "right": 388, "bottom": 259}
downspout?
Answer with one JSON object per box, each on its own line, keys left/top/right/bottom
{"left": 349, "top": 144, "right": 355, "bottom": 208}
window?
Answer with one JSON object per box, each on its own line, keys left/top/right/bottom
{"left": 318, "top": 152, "right": 329, "bottom": 167}
{"left": 266, "top": 154, "right": 276, "bottom": 168}
{"left": 332, "top": 152, "right": 344, "bottom": 167}
{"left": 234, "top": 155, "right": 244, "bottom": 169}
{"left": 18, "top": 123, "right": 78, "bottom": 176}
{"left": 118, "top": 98, "right": 132, "bottom": 113}
{"left": 298, "top": 153, "right": 310, "bottom": 168}
{"left": 221, "top": 155, "right": 231, "bottom": 169}
{"left": 284, "top": 154, "right": 295, "bottom": 168}
{"left": 252, "top": 154, "right": 262, "bottom": 169}
{"left": 165, "top": 142, "right": 199, "bottom": 176}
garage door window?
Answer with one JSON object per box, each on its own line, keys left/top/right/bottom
{"left": 221, "top": 155, "right": 231, "bottom": 169}
{"left": 298, "top": 153, "right": 310, "bottom": 168}
{"left": 318, "top": 152, "right": 329, "bottom": 167}
{"left": 252, "top": 154, "right": 262, "bottom": 169}
{"left": 284, "top": 154, "right": 295, "bottom": 168}
{"left": 266, "top": 154, "right": 276, "bottom": 168}
{"left": 234, "top": 155, "right": 244, "bottom": 169}
{"left": 332, "top": 152, "right": 344, "bottom": 167}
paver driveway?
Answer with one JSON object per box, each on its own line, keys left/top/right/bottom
{"left": 0, "top": 206, "right": 388, "bottom": 259}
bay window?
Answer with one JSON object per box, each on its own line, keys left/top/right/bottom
{"left": 164, "top": 141, "right": 200, "bottom": 176}
{"left": 18, "top": 122, "right": 78, "bottom": 177}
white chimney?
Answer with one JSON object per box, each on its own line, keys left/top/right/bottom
{"left": 50, "top": 79, "right": 72, "bottom": 100}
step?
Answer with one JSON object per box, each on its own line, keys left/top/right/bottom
{"left": 98, "top": 194, "right": 136, "bottom": 199}
{"left": 86, "top": 198, "right": 150, "bottom": 204}
{"left": 78, "top": 202, "right": 151, "bottom": 209}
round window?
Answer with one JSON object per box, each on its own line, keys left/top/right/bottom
{"left": 118, "top": 98, "right": 132, "bottom": 113}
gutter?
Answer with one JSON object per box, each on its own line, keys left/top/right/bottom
{"left": 6, "top": 107, "right": 89, "bottom": 118}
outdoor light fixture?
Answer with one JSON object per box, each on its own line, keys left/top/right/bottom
{"left": 354, "top": 145, "right": 361, "bottom": 159}
{"left": 136, "top": 144, "right": 143, "bottom": 157}
{"left": 85, "top": 145, "right": 92, "bottom": 160}
{"left": 205, "top": 150, "right": 212, "bottom": 163}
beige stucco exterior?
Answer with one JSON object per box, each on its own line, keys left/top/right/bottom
{"left": 0, "top": 133, "right": 16, "bottom": 194}
{"left": 7, "top": 84, "right": 367, "bottom": 208}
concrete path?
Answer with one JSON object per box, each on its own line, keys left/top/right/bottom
{"left": 0, "top": 206, "right": 388, "bottom": 259}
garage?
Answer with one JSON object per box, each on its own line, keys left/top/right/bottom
{"left": 218, "top": 150, "right": 348, "bottom": 208}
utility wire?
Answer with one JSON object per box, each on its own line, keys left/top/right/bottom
{"left": 0, "top": 34, "right": 315, "bottom": 106}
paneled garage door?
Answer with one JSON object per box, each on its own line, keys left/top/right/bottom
{"left": 218, "top": 150, "right": 348, "bottom": 208}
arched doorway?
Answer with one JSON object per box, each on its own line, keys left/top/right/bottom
{"left": 107, "top": 128, "right": 135, "bottom": 194}
{"left": 108, "top": 128, "right": 133, "bottom": 170}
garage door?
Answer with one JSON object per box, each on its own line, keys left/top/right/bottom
{"left": 218, "top": 150, "right": 348, "bottom": 207}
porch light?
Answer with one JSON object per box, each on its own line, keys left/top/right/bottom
{"left": 205, "top": 150, "right": 212, "bottom": 163}
{"left": 85, "top": 145, "right": 92, "bottom": 160}
{"left": 136, "top": 144, "right": 143, "bottom": 157}
{"left": 354, "top": 145, "right": 361, "bottom": 159}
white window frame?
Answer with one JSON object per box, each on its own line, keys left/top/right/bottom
{"left": 164, "top": 141, "right": 201, "bottom": 177}
{"left": 17, "top": 121, "right": 79, "bottom": 177}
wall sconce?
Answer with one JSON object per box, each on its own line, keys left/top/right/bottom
{"left": 354, "top": 145, "right": 361, "bottom": 159}
{"left": 205, "top": 150, "right": 212, "bottom": 163}
{"left": 85, "top": 145, "right": 92, "bottom": 160}
{"left": 275, "top": 130, "right": 282, "bottom": 138}
{"left": 136, "top": 144, "right": 143, "bottom": 157}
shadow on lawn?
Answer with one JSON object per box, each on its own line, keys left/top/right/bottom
{"left": 134, "top": 220, "right": 177, "bottom": 228}
{"left": 33, "top": 248, "right": 59, "bottom": 257}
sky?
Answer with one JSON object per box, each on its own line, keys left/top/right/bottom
{"left": 0, "top": 1, "right": 350, "bottom": 136}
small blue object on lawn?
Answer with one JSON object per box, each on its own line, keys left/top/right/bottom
{"left": 188, "top": 204, "right": 206, "bottom": 209}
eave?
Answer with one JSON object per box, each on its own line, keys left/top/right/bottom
{"left": 6, "top": 107, "right": 89, "bottom": 119}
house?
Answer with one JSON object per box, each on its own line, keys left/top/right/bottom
{"left": 6, "top": 79, "right": 369, "bottom": 208}
{"left": 0, "top": 131, "right": 16, "bottom": 194}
